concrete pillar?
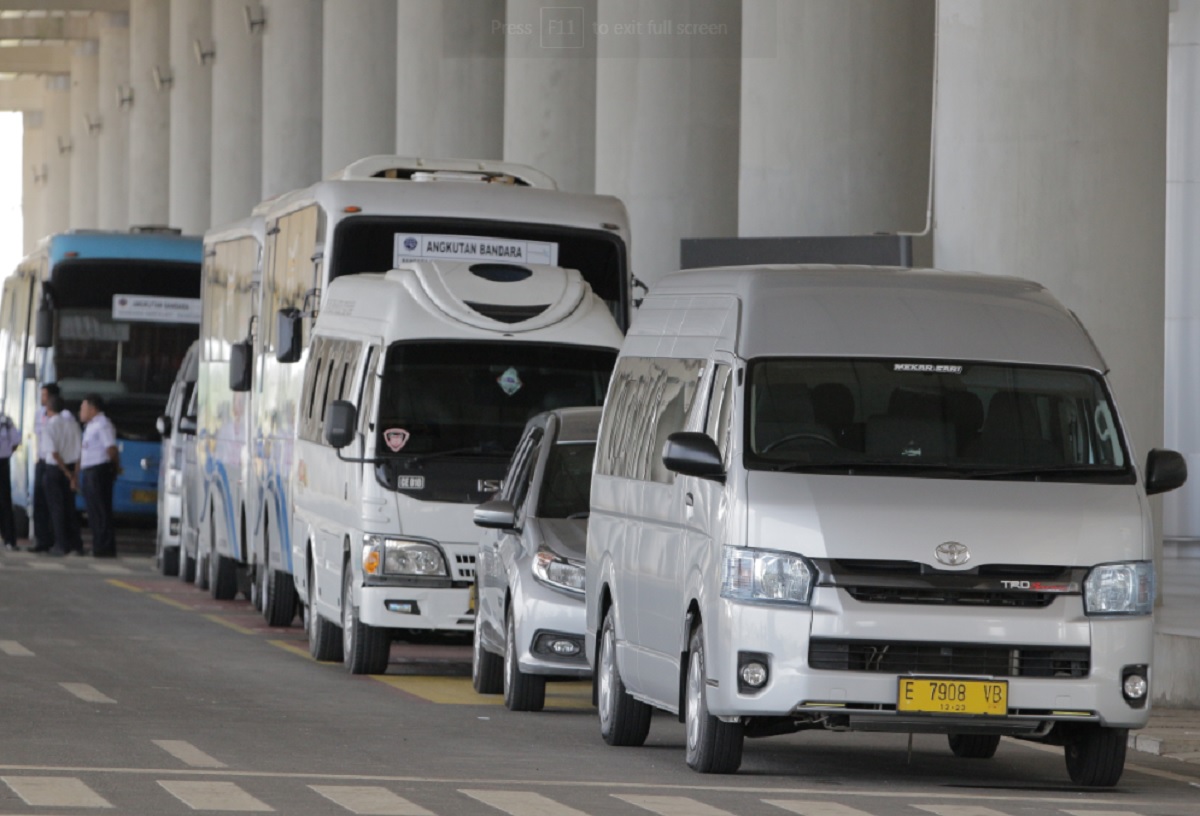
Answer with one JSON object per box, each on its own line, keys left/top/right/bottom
{"left": 169, "top": 0, "right": 212, "bottom": 235}
{"left": 933, "top": 1, "right": 1169, "bottom": 492}
{"left": 739, "top": 0, "right": 934, "bottom": 236}
{"left": 395, "top": 0, "right": 504, "bottom": 159}
{"left": 1164, "top": 0, "right": 1200, "bottom": 540}
{"left": 595, "top": 0, "right": 741, "bottom": 285}
{"left": 69, "top": 41, "right": 100, "bottom": 228}
{"left": 210, "top": 0, "right": 263, "bottom": 226}
{"left": 97, "top": 11, "right": 130, "bottom": 231}
{"left": 322, "top": 0, "right": 396, "bottom": 175}
{"left": 23, "top": 111, "right": 46, "bottom": 252}
{"left": 261, "top": 0, "right": 322, "bottom": 198}
{"left": 504, "top": 0, "right": 596, "bottom": 193}
{"left": 128, "top": 0, "right": 171, "bottom": 226}
{"left": 42, "top": 76, "right": 72, "bottom": 237}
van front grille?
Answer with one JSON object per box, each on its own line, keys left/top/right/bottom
{"left": 843, "top": 586, "right": 1058, "bottom": 608}
{"left": 454, "top": 554, "right": 476, "bottom": 581}
{"left": 808, "top": 638, "right": 1090, "bottom": 678}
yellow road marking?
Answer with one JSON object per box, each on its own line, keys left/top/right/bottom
{"left": 149, "top": 593, "right": 195, "bottom": 611}
{"left": 203, "top": 615, "right": 257, "bottom": 635}
{"left": 106, "top": 579, "right": 144, "bottom": 593}
{"left": 269, "top": 639, "right": 316, "bottom": 660}
{"left": 373, "top": 675, "right": 591, "bottom": 707}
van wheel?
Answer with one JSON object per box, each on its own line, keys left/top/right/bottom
{"left": 179, "top": 547, "right": 195, "bottom": 583}
{"left": 948, "top": 734, "right": 1000, "bottom": 759}
{"left": 1064, "top": 726, "right": 1127, "bottom": 787}
{"left": 307, "top": 563, "right": 343, "bottom": 662}
{"left": 472, "top": 609, "right": 503, "bottom": 694}
{"left": 210, "top": 554, "right": 238, "bottom": 601}
{"left": 262, "top": 567, "right": 297, "bottom": 627}
{"left": 194, "top": 552, "right": 209, "bottom": 590}
{"left": 685, "top": 626, "right": 743, "bottom": 773}
{"left": 158, "top": 540, "right": 179, "bottom": 577}
{"left": 341, "top": 566, "right": 390, "bottom": 674}
{"left": 597, "top": 607, "right": 651, "bottom": 746}
{"left": 504, "top": 607, "right": 545, "bottom": 712}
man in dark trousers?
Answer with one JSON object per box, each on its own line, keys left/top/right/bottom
{"left": 28, "top": 382, "right": 59, "bottom": 552}
{"left": 0, "top": 409, "right": 20, "bottom": 550}
{"left": 43, "top": 393, "right": 83, "bottom": 556}
{"left": 78, "top": 395, "right": 119, "bottom": 558}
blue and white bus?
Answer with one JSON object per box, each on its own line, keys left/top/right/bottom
{"left": 0, "top": 229, "right": 203, "bottom": 535}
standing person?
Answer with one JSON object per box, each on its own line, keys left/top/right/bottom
{"left": 27, "top": 383, "right": 59, "bottom": 552}
{"left": 0, "top": 410, "right": 20, "bottom": 550}
{"left": 78, "top": 395, "right": 119, "bottom": 558}
{"left": 42, "top": 394, "right": 83, "bottom": 556}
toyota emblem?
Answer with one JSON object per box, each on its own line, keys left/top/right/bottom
{"left": 935, "top": 541, "right": 970, "bottom": 566}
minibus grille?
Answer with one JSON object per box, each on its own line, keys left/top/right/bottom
{"left": 454, "top": 554, "right": 476, "bottom": 581}
{"left": 843, "top": 586, "right": 1058, "bottom": 608}
{"left": 808, "top": 638, "right": 1090, "bottom": 678}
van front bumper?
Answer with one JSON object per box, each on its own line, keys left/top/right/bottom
{"left": 359, "top": 583, "right": 475, "bottom": 632}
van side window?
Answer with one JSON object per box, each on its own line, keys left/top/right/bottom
{"left": 358, "top": 346, "right": 378, "bottom": 435}
{"left": 705, "top": 364, "right": 734, "bottom": 463}
{"left": 299, "top": 336, "right": 328, "bottom": 442}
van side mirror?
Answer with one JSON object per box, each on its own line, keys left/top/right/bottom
{"left": 178, "top": 415, "right": 198, "bottom": 435}
{"left": 156, "top": 415, "right": 172, "bottom": 438}
{"left": 35, "top": 306, "right": 53, "bottom": 348}
{"left": 1145, "top": 448, "right": 1187, "bottom": 496}
{"left": 474, "top": 499, "right": 518, "bottom": 530}
{"left": 230, "top": 341, "right": 252, "bottom": 392}
{"left": 22, "top": 362, "right": 35, "bottom": 381}
{"left": 663, "top": 432, "right": 725, "bottom": 482}
{"left": 324, "top": 400, "right": 357, "bottom": 449}
{"left": 276, "top": 308, "right": 303, "bottom": 364}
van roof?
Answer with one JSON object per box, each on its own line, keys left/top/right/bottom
{"left": 644, "top": 265, "right": 1106, "bottom": 370}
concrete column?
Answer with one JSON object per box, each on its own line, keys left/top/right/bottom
{"left": 322, "top": 0, "right": 396, "bottom": 175}
{"left": 395, "top": 0, "right": 504, "bottom": 159}
{"left": 169, "top": 0, "right": 212, "bottom": 235}
{"left": 23, "top": 111, "right": 46, "bottom": 252}
{"left": 128, "top": 0, "right": 171, "bottom": 226}
{"left": 261, "top": 0, "right": 322, "bottom": 198}
{"left": 97, "top": 11, "right": 130, "bottom": 231}
{"left": 42, "top": 76, "right": 72, "bottom": 237}
{"left": 69, "top": 41, "right": 100, "bottom": 228}
{"left": 595, "top": 0, "right": 741, "bottom": 285}
{"left": 210, "top": 0, "right": 263, "bottom": 226}
{"left": 739, "top": 0, "right": 934, "bottom": 236}
{"left": 1165, "top": 0, "right": 1200, "bottom": 540}
{"left": 933, "top": 1, "right": 1169, "bottom": 488}
{"left": 504, "top": 0, "right": 596, "bottom": 192}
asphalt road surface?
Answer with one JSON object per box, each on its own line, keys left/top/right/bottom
{"left": 1, "top": 547, "right": 1197, "bottom": 816}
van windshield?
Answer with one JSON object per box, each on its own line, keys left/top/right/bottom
{"left": 744, "top": 359, "right": 1135, "bottom": 484}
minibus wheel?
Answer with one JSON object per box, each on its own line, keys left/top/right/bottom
{"left": 504, "top": 607, "right": 545, "bottom": 711}
{"left": 472, "top": 607, "right": 502, "bottom": 694}
{"left": 597, "top": 607, "right": 651, "bottom": 746}
{"left": 685, "top": 627, "right": 743, "bottom": 773}
{"left": 307, "top": 559, "right": 343, "bottom": 662}
{"left": 178, "top": 546, "right": 195, "bottom": 583}
{"left": 947, "top": 733, "right": 1000, "bottom": 758}
{"left": 1064, "top": 725, "right": 1127, "bottom": 787}
{"left": 341, "top": 566, "right": 390, "bottom": 674}
{"left": 261, "top": 567, "right": 297, "bottom": 627}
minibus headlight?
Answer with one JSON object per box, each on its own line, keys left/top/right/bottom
{"left": 364, "top": 536, "right": 447, "bottom": 577}
{"left": 1083, "top": 561, "right": 1154, "bottom": 616}
{"left": 532, "top": 549, "right": 585, "bottom": 594}
{"left": 721, "top": 547, "right": 816, "bottom": 605}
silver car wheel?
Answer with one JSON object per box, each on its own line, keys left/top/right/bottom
{"left": 686, "top": 644, "right": 703, "bottom": 752}
{"left": 598, "top": 623, "right": 615, "bottom": 731}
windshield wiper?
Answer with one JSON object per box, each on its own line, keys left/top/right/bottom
{"left": 767, "top": 460, "right": 971, "bottom": 477}
{"left": 967, "top": 465, "right": 1126, "bottom": 480}
{"left": 403, "top": 445, "right": 508, "bottom": 466}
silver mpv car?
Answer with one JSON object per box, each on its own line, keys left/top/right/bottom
{"left": 472, "top": 407, "right": 599, "bottom": 711}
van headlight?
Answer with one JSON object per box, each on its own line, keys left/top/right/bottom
{"left": 363, "top": 535, "right": 447, "bottom": 577}
{"left": 721, "top": 546, "right": 816, "bottom": 606}
{"left": 1084, "top": 561, "right": 1154, "bottom": 616}
{"left": 533, "top": 549, "right": 585, "bottom": 595}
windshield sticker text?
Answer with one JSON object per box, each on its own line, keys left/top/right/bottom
{"left": 893, "top": 363, "right": 964, "bottom": 374}
{"left": 394, "top": 233, "right": 559, "bottom": 266}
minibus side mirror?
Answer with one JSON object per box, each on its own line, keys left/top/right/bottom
{"left": 178, "top": 415, "right": 198, "bottom": 435}
{"left": 35, "top": 306, "right": 53, "bottom": 348}
{"left": 663, "top": 432, "right": 726, "bottom": 482}
{"left": 276, "top": 308, "right": 303, "bottom": 364}
{"left": 156, "top": 415, "right": 172, "bottom": 438}
{"left": 229, "top": 341, "right": 252, "bottom": 392}
{"left": 325, "top": 400, "right": 357, "bottom": 450}
{"left": 1145, "top": 448, "right": 1187, "bottom": 496}
{"left": 474, "top": 499, "right": 518, "bottom": 530}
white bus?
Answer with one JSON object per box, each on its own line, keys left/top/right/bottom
{"left": 298, "top": 261, "right": 623, "bottom": 673}
{"left": 229, "top": 157, "right": 633, "bottom": 628}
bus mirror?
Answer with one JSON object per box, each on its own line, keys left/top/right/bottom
{"left": 35, "top": 306, "right": 53, "bottom": 348}
{"left": 178, "top": 415, "right": 198, "bottom": 435}
{"left": 156, "top": 415, "right": 172, "bottom": 437}
{"left": 229, "top": 341, "right": 253, "bottom": 392}
{"left": 276, "top": 308, "right": 303, "bottom": 364}
{"left": 22, "top": 363, "right": 35, "bottom": 381}
{"left": 324, "top": 400, "right": 357, "bottom": 449}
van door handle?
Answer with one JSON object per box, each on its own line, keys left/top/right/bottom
{"left": 685, "top": 492, "right": 694, "bottom": 507}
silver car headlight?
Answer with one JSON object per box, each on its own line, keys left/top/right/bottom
{"left": 362, "top": 535, "right": 447, "bottom": 578}
{"left": 533, "top": 549, "right": 585, "bottom": 595}
{"left": 722, "top": 546, "right": 816, "bottom": 606}
{"left": 1084, "top": 561, "right": 1154, "bottom": 616}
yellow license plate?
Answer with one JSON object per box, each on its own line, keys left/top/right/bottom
{"left": 897, "top": 677, "right": 1007, "bottom": 716}
{"left": 131, "top": 489, "right": 157, "bottom": 504}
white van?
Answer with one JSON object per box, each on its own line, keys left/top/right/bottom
{"left": 586, "top": 265, "right": 1186, "bottom": 785}
{"left": 295, "top": 259, "right": 623, "bottom": 675}
{"left": 154, "top": 340, "right": 200, "bottom": 576}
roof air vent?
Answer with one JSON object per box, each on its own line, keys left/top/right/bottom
{"left": 469, "top": 264, "right": 533, "bottom": 283}
{"left": 463, "top": 302, "right": 550, "bottom": 324}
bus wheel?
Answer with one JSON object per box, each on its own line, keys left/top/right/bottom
{"left": 341, "top": 566, "right": 390, "bottom": 674}
{"left": 158, "top": 543, "right": 179, "bottom": 577}
{"left": 307, "top": 562, "right": 343, "bottom": 662}
{"left": 262, "top": 566, "right": 298, "bottom": 627}
{"left": 178, "top": 547, "right": 195, "bottom": 583}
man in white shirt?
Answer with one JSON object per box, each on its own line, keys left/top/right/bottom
{"left": 78, "top": 394, "right": 119, "bottom": 558}
{"left": 0, "top": 409, "right": 20, "bottom": 550}
{"left": 28, "top": 382, "right": 59, "bottom": 553}
{"left": 43, "top": 394, "right": 83, "bottom": 556}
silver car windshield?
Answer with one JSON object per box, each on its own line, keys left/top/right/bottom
{"left": 744, "top": 359, "right": 1134, "bottom": 483}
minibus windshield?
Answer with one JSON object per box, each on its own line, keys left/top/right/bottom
{"left": 744, "top": 359, "right": 1135, "bottom": 484}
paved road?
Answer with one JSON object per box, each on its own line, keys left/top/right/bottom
{"left": 1, "top": 549, "right": 1198, "bottom": 816}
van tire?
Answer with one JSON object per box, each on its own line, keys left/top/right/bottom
{"left": 948, "top": 734, "right": 1000, "bottom": 759}
{"left": 341, "top": 566, "right": 390, "bottom": 674}
{"left": 262, "top": 568, "right": 298, "bottom": 627}
{"left": 1064, "top": 726, "right": 1127, "bottom": 787}
{"left": 685, "top": 627, "right": 743, "bottom": 773}
{"left": 158, "top": 544, "right": 179, "bottom": 577}
{"left": 504, "top": 607, "right": 545, "bottom": 712}
{"left": 194, "top": 552, "right": 209, "bottom": 590}
{"left": 210, "top": 554, "right": 238, "bottom": 601}
{"left": 179, "top": 547, "right": 195, "bottom": 583}
{"left": 307, "top": 563, "right": 343, "bottom": 662}
{"left": 472, "top": 607, "right": 503, "bottom": 694}
{"left": 597, "top": 607, "right": 651, "bottom": 747}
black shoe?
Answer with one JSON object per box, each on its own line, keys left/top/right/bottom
{"left": 47, "top": 548, "right": 68, "bottom": 557}
{"left": 71, "top": 548, "right": 87, "bottom": 556}
{"left": 26, "top": 545, "right": 51, "bottom": 553}
{"left": 93, "top": 551, "right": 116, "bottom": 559}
